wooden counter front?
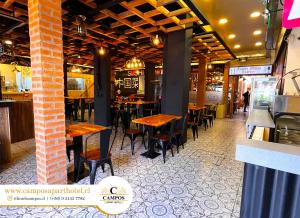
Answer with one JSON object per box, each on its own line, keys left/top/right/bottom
{"left": 0, "top": 101, "right": 14, "bottom": 164}
{"left": 0, "top": 100, "right": 34, "bottom": 164}
{"left": 9, "top": 101, "right": 35, "bottom": 143}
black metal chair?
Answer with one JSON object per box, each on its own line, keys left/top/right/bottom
{"left": 188, "top": 110, "right": 200, "bottom": 141}
{"left": 121, "top": 111, "right": 146, "bottom": 155}
{"left": 174, "top": 114, "right": 188, "bottom": 153}
{"left": 77, "top": 129, "right": 114, "bottom": 184}
{"left": 203, "top": 107, "right": 214, "bottom": 127}
{"left": 198, "top": 110, "right": 209, "bottom": 130}
{"left": 153, "top": 119, "right": 176, "bottom": 163}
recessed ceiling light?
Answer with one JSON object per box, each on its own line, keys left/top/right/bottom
{"left": 255, "top": 41, "right": 263, "bottom": 46}
{"left": 219, "top": 18, "right": 228, "bottom": 24}
{"left": 250, "top": 11, "right": 261, "bottom": 18}
{"left": 228, "top": 34, "right": 236, "bottom": 39}
{"left": 253, "top": 30, "right": 262, "bottom": 35}
{"left": 4, "top": 40, "right": 13, "bottom": 45}
{"left": 234, "top": 44, "right": 241, "bottom": 49}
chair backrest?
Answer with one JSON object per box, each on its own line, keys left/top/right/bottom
{"left": 168, "top": 119, "right": 176, "bottom": 142}
{"left": 181, "top": 114, "right": 188, "bottom": 135}
{"left": 121, "top": 111, "right": 131, "bottom": 130}
{"left": 84, "top": 128, "right": 113, "bottom": 160}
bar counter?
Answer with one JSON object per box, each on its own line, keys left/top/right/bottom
{"left": 236, "top": 129, "right": 300, "bottom": 217}
{"left": 0, "top": 100, "right": 34, "bottom": 164}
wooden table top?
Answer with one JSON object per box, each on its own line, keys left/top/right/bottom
{"left": 132, "top": 114, "right": 182, "bottom": 127}
{"left": 66, "top": 123, "right": 107, "bottom": 138}
{"left": 188, "top": 105, "right": 207, "bottom": 111}
{"left": 65, "top": 97, "right": 94, "bottom": 100}
{"left": 115, "top": 100, "right": 157, "bottom": 105}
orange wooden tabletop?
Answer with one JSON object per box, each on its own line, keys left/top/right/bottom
{"left": 132, "top": 114, "right": 182, "bottom": 127}
{"left": 115, "top": 100, "right": 157, "bottom": 105}
{"left": 188, "top": 105, "right": 207, "bottom": 111}
{"left": 66, "top": 123, "right": 107, "bottom": 138}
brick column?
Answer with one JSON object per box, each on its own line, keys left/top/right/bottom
{"left": 196, "top": 57, "right": 207, "bottom": 107}
{"left": 28, "top": 0, "right": 67, "bottom": 184}
{"left": 223, "top": 63, "right": 230, "bottom": 115}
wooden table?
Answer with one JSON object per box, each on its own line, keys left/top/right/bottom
{"left": 132, "top": 114, "right": 181, "bottom": 159}
{"left": 188, "top": 105, "right": 207, "bottom": 111}
{"left": 65, "top": 97, "right": 94, "bottom": 122}
{"left": 66, "top": 123, "right": 107, "bottom": 182}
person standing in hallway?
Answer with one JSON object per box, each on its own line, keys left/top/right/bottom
{"left": 243, "top": 89, "right": 250, "bottom": 112}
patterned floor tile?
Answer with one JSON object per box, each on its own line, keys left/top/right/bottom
{"left": 0, "top": 111, "right": 247, "bottom": 217}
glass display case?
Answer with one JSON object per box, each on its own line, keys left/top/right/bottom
{"left": 250, "top": 77, "right": 277, "bottom": 111}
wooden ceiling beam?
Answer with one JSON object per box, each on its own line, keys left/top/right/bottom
{"left": 144, "top": 10, "right": 161, "bottom": 18}
{"left": 156, "top": 0, "right": 178, "bottom": 7}
{"left": 145, "top": 0, "right": 182, "bottom": 28}
{"left": 168, "top": 7, "right": 190, "bottom": 17}
{"left": 127, "top": 0, "right": 146, "bottom": 8}
{"left": 178, "top": 16, "right": 199, "bottom": 25}
{"left": 101, "top": 9, "right": 151, "bottom": 38}
{"left": 3, "top": 0, "right": 15, "bottom": 8}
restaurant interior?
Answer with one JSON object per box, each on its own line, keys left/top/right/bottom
{"left": 0, "top": 0, "right": 300, "bottom": 217}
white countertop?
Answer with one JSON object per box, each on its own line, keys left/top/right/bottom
{"left": 236, "top": 138, "right": 300, "bottom": 175}
{"left": 246, "top": 109, "right": 275, "bottom": 128}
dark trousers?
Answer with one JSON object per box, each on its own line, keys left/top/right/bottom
{"left": 243, "top": 102, "right": 248, "bottom": 112}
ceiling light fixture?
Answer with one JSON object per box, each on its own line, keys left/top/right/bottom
{"left": 255, "top": 41, "right": 263, "bottom": 46}
{"left": 253, "top": 30, "right": 262, "bottom": 35}
{"left": 99, "top": 46, "right": 105, "bottom": 55}
{"left": 76, "top": 15, "right": 87, "bottom": 37}
{"left": 228, "top": 34, "right": 236, "bottom": 39}
{"left": 250, "top": 11, "right": 261, "bottom": 18}
{"left": 234, "top": 44, "right": 241, "bottom": 49}
{"left": 151, "top": 34, "right": 163, "bottom": 46}
{"left": 4, "top": 40, "right": 13, "bottom": 45}
{"left": 219, "top": 18, "right": 228, "bottom": 24}
{"left": 124, "top": 56, "right": 145, "bottom": 70}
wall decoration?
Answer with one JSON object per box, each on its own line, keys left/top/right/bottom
{"left": 115, "top": 72, "right": 139, "bottom": 96}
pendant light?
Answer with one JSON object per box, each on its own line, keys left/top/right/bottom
{"left": 99, "top": 46, "right": 105, "bottom": 55}
{"left": 150, "top": 27, "right": 163, "bottom": 46}
{"left": 124, "top": 46, "right": 145, "bottom": 70}
{"left": 76, "top": 15, "right": 87, "bottom": 37}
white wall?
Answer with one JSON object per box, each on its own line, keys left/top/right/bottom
{"left": 284, "top": 28, "right": 300, "bottom": 95}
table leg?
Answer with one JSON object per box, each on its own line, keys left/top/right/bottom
{"left": 73, "top": 136, "right": 83, "bottom": 182}
{"left": 79, "top": 99, "right": 86, "bottom": 122}
{"left": 141, "top": 126, "right": 160, "bottom": 159}
{"left": 73, "top": 99, "right": 79, "bottom": 121}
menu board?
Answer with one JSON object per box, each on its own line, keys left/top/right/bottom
{"left": 115, "top": 72, "right": 139, "bottom": 96}
{"left": 229, "top": 65, "right": 272, "bottom": 76}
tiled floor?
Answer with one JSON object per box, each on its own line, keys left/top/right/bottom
{"left": 0, "top": 112, "right": 247, "bottom": 218}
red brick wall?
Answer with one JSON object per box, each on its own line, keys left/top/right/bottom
{"left": 28, "top": 0, "right": 67, "bottom": 184}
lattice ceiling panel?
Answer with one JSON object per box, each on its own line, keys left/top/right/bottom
{"left": 0, "top": 0, "right": 234, "bottom": 69}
